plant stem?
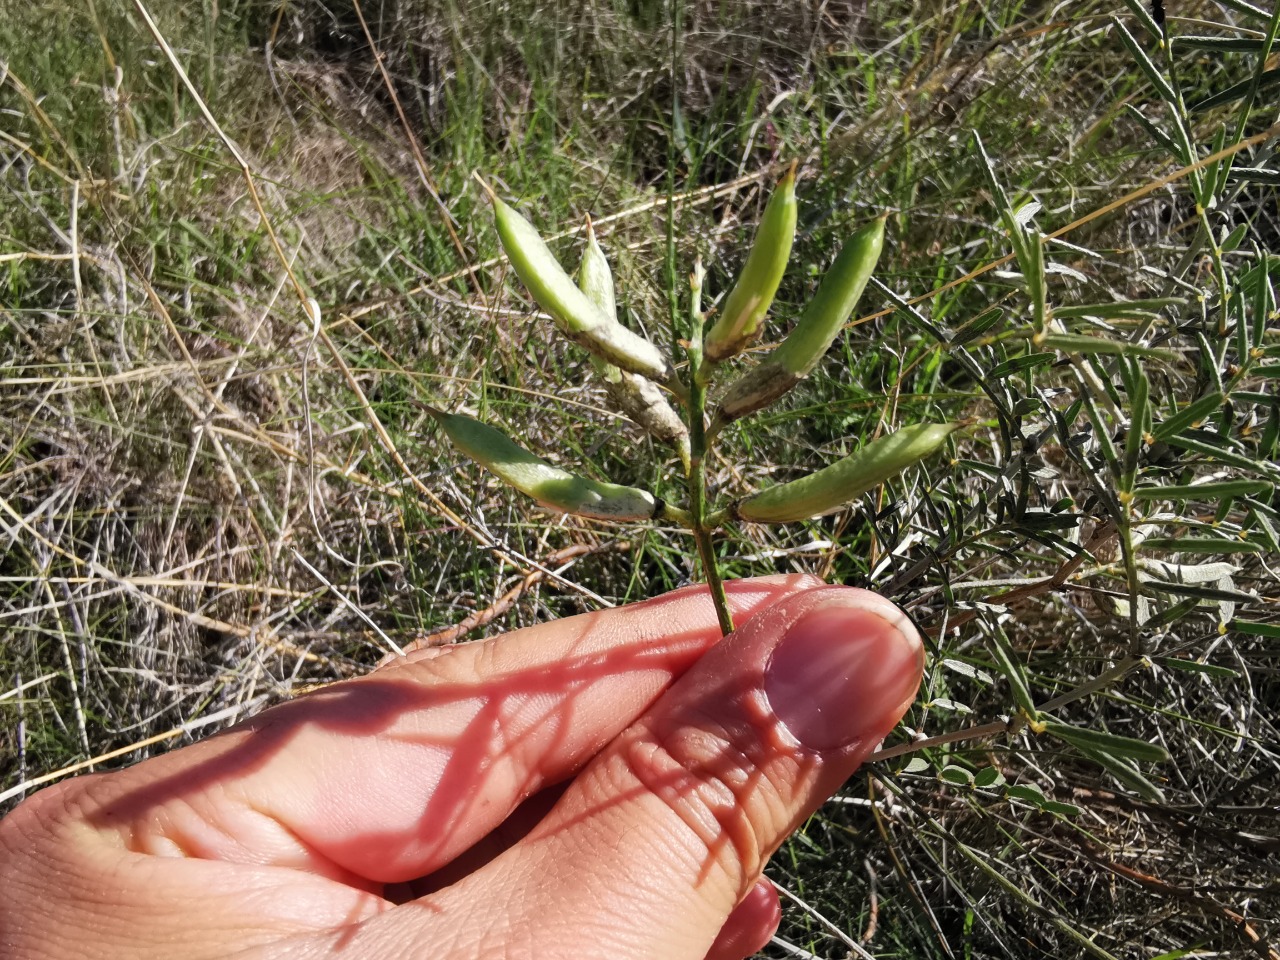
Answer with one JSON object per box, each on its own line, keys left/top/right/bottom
{"left": 685, "top": 260, "right": 735, "bottom": 636}
{"left": 867, "top": 721, "right": 1010, "bottom": 763}
{"left": 865, "top": 655, "right": 1150, "bottom": 763}
{"left": 654, "top": 503, "right": 690, "bottom": 527}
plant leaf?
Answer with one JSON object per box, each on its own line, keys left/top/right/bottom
{"left": 1054, "top": 296, "right": 1185, "bottom": 320}
{"left": 1190, "top": 67, "right": 1280, "bottom": 112}
{"left": 1131, "top": 479, "right": 1274, "bottom": 501}
{"left": 1005, "top": 783, "right": 1048, "bottom": 806}
{"left": 974, "top": 767, "right": 1007, "bottom": 789}
{"left": 939, "top": 765, "right": 975, "bottom": 786}
{"left": 987, "top": 623, "right": 1038, "bottom": 719}
{"left": 951, "top": 306, "right": 1006, "bottom": 344}
{"left": 1229, "top": 619, "right": 1280, "bottom": 639}
{"left": 1042, "top": 720, "right": 1171, "bottom": 763}
{"left": 1113, "top": 17, "right": 1178, "bottom": 103}
{"left": 1151, "top": 391, "right": 1225, "bottom": 441}
{"left": 1079, "top": 747, "right": 1167, "bottom": 802}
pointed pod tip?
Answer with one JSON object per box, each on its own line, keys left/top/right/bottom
{"left": 856, "top": 214, "right": 888, "bottom": 243}
{"left": 413, "top": 399, "right": 446, "bottom": 421}
{"left": 583, "top": 213, "right": 595, "bottom": 239}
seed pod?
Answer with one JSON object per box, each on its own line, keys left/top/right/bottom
{"left": 602, "top": 373, "right": 692, "bottom": 456}
{"left": 428, "top": 406, "right": 659, "bottom": 521}
{"left": 577, "top": 216, "right": 618, "bottom": 323}
{"left": 577, "top": 222, "right": 691, "bottom": 457}
{"left": 703, "top": 163, "right": 798, "bottom": 363}
{"left": 489, "top": 191, "right": 671, "bottom": 382}
{"left": 735, "top": 422, "right": 961, "bottom": 523}
{"left": 714, "top": 216, "right": 886, "bottom": 427}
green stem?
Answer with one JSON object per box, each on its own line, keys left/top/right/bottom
{"left": 657, "top": 502, "right": 694, "bottom": 527}
{"left": 685, "top": 260, "right": 735, "bottom": 636}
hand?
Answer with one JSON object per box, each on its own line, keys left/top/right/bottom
{"left": 0, "top": 576, "right": 923, "bottom": 960}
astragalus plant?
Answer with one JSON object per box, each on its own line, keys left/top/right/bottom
{"left": 427, "top": 168, "right": 960, "bottom": 636}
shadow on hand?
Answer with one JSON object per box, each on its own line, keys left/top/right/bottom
{"left": 79, "top": 576, "right": 819, "bottom": 891}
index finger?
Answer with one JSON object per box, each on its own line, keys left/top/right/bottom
{"left": 60, "top": 575, "right": 824, "bottom": 885}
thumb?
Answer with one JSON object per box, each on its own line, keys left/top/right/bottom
{"left": 362, "top": 586, "right": 924, "bottom": 959}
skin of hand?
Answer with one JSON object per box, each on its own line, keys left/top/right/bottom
{"left": 0, "top": 576, "right": 924, "bottom": 960}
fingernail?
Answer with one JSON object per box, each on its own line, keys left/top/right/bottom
{"left": 763, "top": 596, "right": 923, "bottom": 752}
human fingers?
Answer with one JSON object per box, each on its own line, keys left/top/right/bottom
{"left": 391, "top": 792, "right": 780, "bottom": 960}
{"left": 390, "top": 787, "right": 779, "bottom": 960}
{"left": 322, "top": 586, "right": 923, "bottom": 959}
{"left": 29, "top": 575, "right": 824, "bottom": 888}
{"left": 705, "top": 880, "right": 781, "bottom": 960}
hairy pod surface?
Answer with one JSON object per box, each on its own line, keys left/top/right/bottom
{"left": 703, "top": 165, "right": 798, "bottom": 362}
{"left": 491, "top": 195, "right": 671, "bottom": 381}
{"left": 715, "top": 216, "right": 886, "bottom": 426}
{"left": 429, "top": 407, "right": 659, "bottom": 521}
{"left": 735, "top": 422, "right": 960, "bottom": 523}
{"left": 577, "top": 225, "right": 691, "bottom": 455}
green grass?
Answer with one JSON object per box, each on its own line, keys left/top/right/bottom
{"left": 3, "top": 0, "right": 1280, "bottom": 957}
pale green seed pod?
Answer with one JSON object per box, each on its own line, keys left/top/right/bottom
{"left": 735, "top": 422, "right": 961, "bottom": 523}
{"left": 577, "top": 222, "right": 691, "bottom": 458}
{"left": 489, "top": 192, "right": 671, "bottom": 382}
{"left": 703, "top": 164, "right": 798, "bottom": 363}
{"left": 714, "top": 216, "right": 886, "bottom": 428}
{"left": 428, "top": 406, "right": 660, "bottom": 521}
{"left": 577, "top": 216, "right": 618, "bottom": 323}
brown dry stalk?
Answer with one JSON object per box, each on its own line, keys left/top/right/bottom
{"left": 924, "top": 519, "right": 1119, "bottom": 638}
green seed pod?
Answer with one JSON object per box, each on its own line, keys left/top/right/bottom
{"left": 577, "top": 222, "right": 691, "bottom": 458}
{"left": 577, "top": 216, "right": 618, "bottom": 323}
{"left": 428, "top": 406, "right": 660, "bottom": 521}
{"left": 714, "top": 216, "right": 886, "bottom": 428}
{"left": 703, "top": 164, "right": 798, "bottom": 363}
{"left": 735, "top": 422, "right": 961, "bottom": 523}
{"left": 489, "top": 192, "right": 671, "bottom": 382}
